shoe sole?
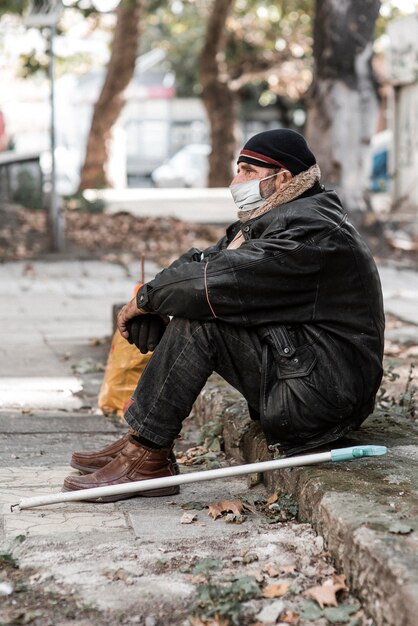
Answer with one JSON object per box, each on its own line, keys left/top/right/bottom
{"left": 70, "top": 461, "right": 104, "bottom": 474}
{"left": 62, "top": 485, "right": 180, "bottom": 503}
{"left": 70, "top": 460, "right": 181, "bottom": 476}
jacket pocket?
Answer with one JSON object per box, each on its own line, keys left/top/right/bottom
{"left": 259, "top": 326, "right": 354, "bottom": 445}
{"left": 265, "top": 326, "right": 317, "bottom": 379}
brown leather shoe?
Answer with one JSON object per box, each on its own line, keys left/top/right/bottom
{"left": 70, "top": 430, "right": 180, "bottom": 476}
{"left": 70, "top": 430, "right": 135, "bottom": 474}
{"left": 63, "top": 437, "right": 180, "bottom": 502}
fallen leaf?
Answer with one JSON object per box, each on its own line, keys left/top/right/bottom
{"left": 267, "top": 492, "right": 279, "bottom": 505}
{"left": 103, "top": 568, "right": 133, "bottom": 583}
{"left": 262, "top": 562, "right": 280, "bottom": 577}
{"left": 262, "top": 582, "right": 289, "bottom": 598}
{"left": 176, "top": 446, "right": 209, "bottom": 465}
{"left": 333, "top": 574, "right": 348, "bottom": 588}
{"left": 305, "top": 576, "right": 348, "bottom": 609}
{"left": 88, "top": 337, "right": 102, "bottom": 346}
{"left": 242, "top": 552, "right": 259, "bottom": 564}
{"left": 208, "top": 499, "right": 244, "bottom": 520}
{"left": 280, "top": 610, "right": 300, "bottom": 623}
{"left": 180, "top": 513, "right": 197, "bottom": 524}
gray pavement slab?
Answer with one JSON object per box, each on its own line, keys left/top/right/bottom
{"left": 0, "top": 376, "right": 84, "bottom": 409}
{"left": 0, "top": 432, "right": 124, "bottom": 467}
{"left": 385, "top": 324, "right": 418, "bottom": 344}
{"left": 128, "top": 476, "right": 254, "bottom": 541}
{"left": 379, "top": 265, "right": 418, "bottom": 326}
{"left": 0, "top": 259, "right": 158, "bottom": 408}
{"left": 0, "top": 411, "right": 120, "bottom": 434}
{"left": 3, "top": 466, "right": 328, "bottom": 617}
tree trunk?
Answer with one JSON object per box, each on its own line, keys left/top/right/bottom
{"left": 199, "top": 0, "right": 237, "bottom": 187}
{"left": 306, "top": 0, "right": 381, "bottom": 213}
{"left": 79, "top": 1, "right": 143, "bottom": 190}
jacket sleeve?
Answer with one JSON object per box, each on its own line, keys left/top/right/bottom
{"left": 159, "top": 234, "right": 229, "bottom": 272}
{"left": 137, "top": 231, "right": 321, "bottom": 326}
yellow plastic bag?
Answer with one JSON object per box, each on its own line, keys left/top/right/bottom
{"left": 98, "top": 329, "right": 151, "bottom": 417}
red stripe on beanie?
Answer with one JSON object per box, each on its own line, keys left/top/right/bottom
{"left": 239, "top": 149, "right": 285, "bottom": 168}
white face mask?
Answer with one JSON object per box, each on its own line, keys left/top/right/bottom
{"left": 229, "top": 171, "right": 283, "bottom": 212}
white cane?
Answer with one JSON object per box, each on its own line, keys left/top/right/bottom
{"left": 11, "top": 445, "right": 387, "bottom": 511}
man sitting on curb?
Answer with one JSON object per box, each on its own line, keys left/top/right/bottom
{"left": 64, "top": 129, "right": 384, "bottom": 501}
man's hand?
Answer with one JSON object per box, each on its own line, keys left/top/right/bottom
{"left": 127, "top": 314, "right": 169, "bottom": 354}
{"left": 117, "top": 296, "right": 147, "bottom": 340}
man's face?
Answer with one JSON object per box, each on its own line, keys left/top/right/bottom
{"left": 231, "top": 163, "right": 289, "bottom": 199}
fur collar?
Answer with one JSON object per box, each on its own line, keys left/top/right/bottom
{"left": 238, "top": 164, "right": 321, "bottom": 223}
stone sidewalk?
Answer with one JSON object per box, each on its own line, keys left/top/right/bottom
{"left": 0, "top": 258, "right": 417, "bottom": 626}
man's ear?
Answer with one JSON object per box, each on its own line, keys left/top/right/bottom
{"left": 275, "top": 169, "right": 292, "bottom": 190}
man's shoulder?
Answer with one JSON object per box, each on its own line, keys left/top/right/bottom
{"left": 286, "top": 188, "right": 344, "bottom": 214}
{"left": 269, "top": 189, "right": 346, "bottom": 230}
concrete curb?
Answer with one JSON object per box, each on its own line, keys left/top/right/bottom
{"left": 193, "top": 377, "right": 418, "bottom": 626}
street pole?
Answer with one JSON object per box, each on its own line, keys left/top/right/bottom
{"left": 48, "top": 24, "right": 64, "bottom": 252}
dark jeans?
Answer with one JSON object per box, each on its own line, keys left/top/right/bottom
{"left": 124, "top": 318, "right": 263, "bottom": 447}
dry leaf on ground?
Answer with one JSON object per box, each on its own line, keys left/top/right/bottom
{"left": 262, "top": 562, "right": 280, "bottom": 577}
{"left": 304, "top": 575, "right": 348, "bottom": 608}
{"left": 280, "top": 610, "right": 300, "bottom": 623}
{"left": 103, "top": 568, "right": 132, "bottom": 583}
{"left": 267, "top": 492, "right": 279, "bottom": 505}
{"left": 88, "top": 337, "right": 102, "bottom": 346}
{"left": 333, "top": 574, "right": 348, "bottom": 588}
{"left": 176, "top": 446, "right": 209, "bottom": 465}
{"left": 262, "top": 582, "right": 289, "bottom": 598}
{"left": 180, "top": 513, "right": 197, "bottom": 524}
{"left": 208, "top": 500, "right": 244, "bottom": 520}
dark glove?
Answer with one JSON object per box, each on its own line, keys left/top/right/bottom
{"left": 126, "top": 314, "right": 169, "bottom": 354}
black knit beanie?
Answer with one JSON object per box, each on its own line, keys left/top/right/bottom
{"left": 238, "top": 129, "right": 316, "bottom": 175}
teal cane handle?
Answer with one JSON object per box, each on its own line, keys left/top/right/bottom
{"left": 331, "top": 445, "right": 388, "bottom": 462}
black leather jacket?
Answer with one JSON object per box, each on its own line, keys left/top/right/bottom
{"left": 137, "top": 187, "right": 384, "bottom": 453}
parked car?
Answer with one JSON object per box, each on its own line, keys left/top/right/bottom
{"left": 151, "top": 144, "right": 210, "bottom": 188}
